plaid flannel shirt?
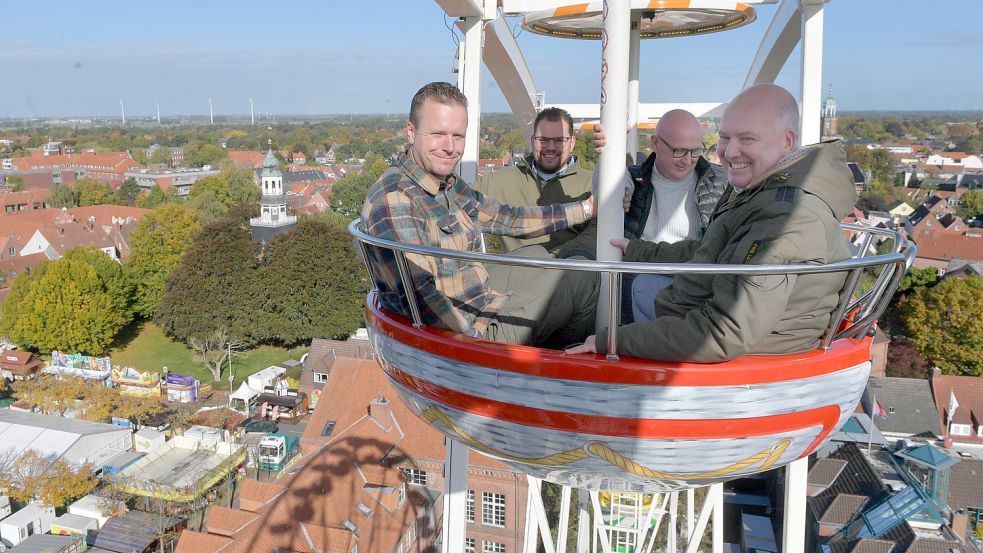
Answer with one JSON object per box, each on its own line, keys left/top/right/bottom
{"left": 361, "top": 153, "right": 587, "bottom": 337}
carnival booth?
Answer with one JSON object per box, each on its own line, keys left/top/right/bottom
{"left": 45, "top": 350, "right": 113, "bottom": 387}
{"left": 111, "top": 366, "right": 161, "bottom": 397}
{"left": 162, "top": 373, "right": 200, "bottom": 403}
{"left": 229, "top": 382, "right": 261, "bottom": 415}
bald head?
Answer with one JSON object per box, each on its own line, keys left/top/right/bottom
{"left": 651, "top": 109, "right": 705, "bottom": 181}
{"left": 717, "top": 84, "right": 799, "bottom": 190}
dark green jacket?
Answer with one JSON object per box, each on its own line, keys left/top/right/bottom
{"left": 472, "top": 154, "right": 593, "bottom": 254}
{"left": 597, "top": 140, "right": 857, "bottom": 362}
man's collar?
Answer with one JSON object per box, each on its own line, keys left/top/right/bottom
{"left": 398, "top": 150, "right": 458, "bottom": 196}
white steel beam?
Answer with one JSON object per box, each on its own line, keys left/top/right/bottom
{"left": 550, "top": 102, "right": 726, "bottom": 120}
{"left": 590, "top": 492, "right": 615, "bottom": 553}
{"left": 669, "top": 492, "right": 679, "bottom": 553}
{"left": 527, "top": 477, "right": 557, "bottom": 553}
{"left": 577, "top": 489, "right": 590, "bottom": 553}
{"left": 742, "top": 0, "right": 801, "bottom": 89}
{"left": 457, "top": 16, "right": 483, "bottom": 183}
{"left": 799, "top": 0, "right": 825, "bottom": 145}
{"left": 435, "top": 0, "right": 483, "bottom": 17}
{"left": 441, "top": 439, "right": 469, "bottom": 553}
{"left": 557, "top": 486, "right": 572, "bottom": 553}
{"left": 483, "top": 16, "right": 541, "bottom": 139}
{"left": 524, "top": 486, "right": 539, "bottom": 553}
{"left": 684, "top": 484, "right": 722, "bottom": 553}
{"left": 686, "top": 488, "right": 695, "bottom": 540}
{"left": 712, "top": 483, "right": 724, "bottom": 553}
{"left": 783, "top": 457, "right": 809, "bottom": 553}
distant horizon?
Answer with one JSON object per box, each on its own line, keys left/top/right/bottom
{"left": 2, "top": 1, "right": 982, "bottom": 118}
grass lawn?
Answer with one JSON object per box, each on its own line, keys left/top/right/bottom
{"left": 109, "top": 320, "right": 306, "bottom": 390}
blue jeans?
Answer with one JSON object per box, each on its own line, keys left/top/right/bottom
{"left": 630, "top": 274, "right": 673, "bottom": 323}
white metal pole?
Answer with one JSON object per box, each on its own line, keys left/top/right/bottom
{"left": 799, "top": 0, "right": 825, "bottom": 146}
{"left": 627, "top": 19, "right": 641, "bottom": 163}
{"left": 155, "top": 98, "right": 160, "bottom": 125}
{"left": 591, "top": 492, "right": 614, "bottom": 553}
{"left": 595, "top": 0, "right": 630, "bottom": 341}
{"left": 686, "top": 488, "right": 695, "bottom": 539}
{"left": 457, "top": 16, "right": 483, "bottom": 184}
{"left": 557, "top": 486, "right": 572, "bottom": 553}
{"left": 577, "top": 488, "right": 590, "bottom": 553}
{"left": 782, "top": 457, "right": 808, "bottom": 553}
{"left": 668, "top": 492, "right": 679, "bottom": 553}
{"left": 712, "top": 483, "right": 724, "bottom": 553}
{"left": 440, "top": 437, "right": 469, "bottom": 553}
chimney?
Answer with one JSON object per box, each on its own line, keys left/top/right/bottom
{"left": 951, "top": 510, "right": 969, "bottom": 540}
{"left": 368, "top": 397, "right": 392, "bottom": 430}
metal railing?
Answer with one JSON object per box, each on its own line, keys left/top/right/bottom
{"left": 349, "top": 220, "right": 915, "bottom": 358}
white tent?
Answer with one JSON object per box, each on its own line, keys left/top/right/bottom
{"left": 228, "top": 382, "right": 261, "bottom": 414}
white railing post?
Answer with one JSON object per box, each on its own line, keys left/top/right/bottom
{"left": 799, "top": 0, "right": 825, "bottom": 146}
{"left": 457, "top": 15, "right": 483, "bottom": 183}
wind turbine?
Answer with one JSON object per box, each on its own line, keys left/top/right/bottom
{"left": 208, "top": 97, "right": 214, "bottom": 124}
{"left": 155, "top": 98, "right": 161, "bottom": 125}
{"left": 120, "top": 99, "right": 125, "bottom": 126}
{"left": 249, "top": 97, "right": 255, "bottom": 125}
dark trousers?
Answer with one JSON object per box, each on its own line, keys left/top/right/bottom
{"left": 483, "top": 246, "right": 599, "bottom": 348}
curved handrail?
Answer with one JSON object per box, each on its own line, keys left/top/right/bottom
{"left": 349, "top": 219, "right": 915, "bottom": 357}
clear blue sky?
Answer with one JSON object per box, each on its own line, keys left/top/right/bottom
{"left": 1, "top": 0, "right": 981, "bottom": 118}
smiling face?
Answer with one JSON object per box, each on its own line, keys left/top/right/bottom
{"left": 406, "top": 99, "right": 467, "bottom": 180}
{"left": 532, "top": 118, "right": 575, "bottom": 173}
{"left": 651, "top": 109, "right": 705, "bottom": 181}
{"left": 718, "top": 88, "right": 798, "bottom": 190}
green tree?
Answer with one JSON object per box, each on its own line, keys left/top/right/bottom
{"left": 188, "top": 175, "right": 232, "bottom": 205}
{"left": 185, "top": 190, "right": 230, "bottom": 223}
{"left": 49, "top": 183, "right": 79, "bottom": 208}
{"left": 156, "top": 219, "right": 259, "bottom": 343}
{"left": 7, "top": 256, "right": 129, "bottom": 354}
{"left": 898, "top": 267, "right": 939, "bottom": 295}
{"left": 141, "top": 184, "right": 173, "bottom": 209}
{"left": 899, "top": 276, "right": 983, "bottom": 375}
{"left": 958, "top": 189, "right": 983, "bottom": 219}
{"left": 115, "top": 177, "right": 141, "bottom": 206}
{"left": 0, "top": 262, "right": 49, "bottom": 338}
{"left": 184, "top": 141, "right": 228, "bottom": 168}
{"left": 149, "top": 147, "right": 173, "bottom": 166}
{"left": 126, "top": 205, "right": 202, "bottom": 317}
{"left": 75, "top": 177, "right": 113, "bottom": 206}
{"left": 5, "top": 175, "right": 24, "bottom": 192}
{"left": 252, "top": 219, "right": 368, "bottom": 345}
{"left": 330, "top": 155, "right": 389, "bottom": 219}
{"left": 62, "top": 247, "right": 134, "bottom": 318}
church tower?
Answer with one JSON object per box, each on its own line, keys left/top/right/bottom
{"left": 250, "top": 138, "right": 297, "bottom": 243}
{"left": 821, "top": 83, "right": 838, "bottom": 140}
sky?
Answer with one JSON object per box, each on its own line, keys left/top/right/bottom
{"left": 1, "top": 0, "right": 981, "bottom": 118}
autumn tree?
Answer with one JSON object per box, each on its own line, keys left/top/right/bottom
{"left": 115, "top": 394, "right": 166, "bottom": 427}
{"left": 76, "top": 177, "right": 114, "bottom": 206}
{"left": 149, "top": 147, "right": 173, "bottom": 166}
{"left": 4, "top": 175, "right": 24, "bottom": 192}
{"left": 4, "top": 254, "right": 130, "bottom": 354}
{"left": 0, "top": 449, "right": 97, "bottom": 508}
{"left": 959, "top": 189, "right": 983, "bottom": 219}
{"left": 885, "top": 338, "right": 930, "bottom": 379}
{"left": 184, "top": 141, "right": 228, "bottom": 168}
{"left": 12, "top": 376, "right": 88, "bottom": 415}
{"left": 899, "top": 276, "right": 983, "bottom": 375}
{"left": 126, "top": 205, "right": 201, "bottom": 317}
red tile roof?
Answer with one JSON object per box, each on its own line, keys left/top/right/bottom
{"left": 204, "top": 506, "right": 258, "bottom": 537}
{"left": 236, "top": 479, "right": 287, "bottom": 511}
{"left": 0, "top": 188, "right": 50, "bottom": 212}
{"left": 226, "top": 151, "right": 266, "bottom": 170}
{"left": 12, "top": 152, "right": 142, "bottom": 174}
{"left": 931, "top": 374, "right": 983, "bottom": 427}
{"left": 913, "top": 232, "right": 983, "bottom": 262}
{"left": 174, "top": 530, "right": 233, "bottom": 553}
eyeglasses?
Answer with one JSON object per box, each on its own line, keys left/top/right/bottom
{"left": 533, "top": 136, "right": 572, "bottom": 146}
{"left": 658, "top": 136, "right": 705, "bottom": 159}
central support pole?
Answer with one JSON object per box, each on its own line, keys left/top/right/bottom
{"left": 783, "top": 457, "right": 808, "bottom": 553}
{"left": 441, "top": 438, "right": 469, "bottom": 553}
{"left": 458, "top": 16, "right": 483, "bottom": 183}
{"left": 627, "top": 19, "right": 641, "bottom": 162}
{"left": 595, "top": 0, "right": 630, "bottom": 346}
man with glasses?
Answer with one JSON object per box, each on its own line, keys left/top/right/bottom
{"left": 473, "top": 107, "right": 594, "bottom": 255}
{"left": 575, "top": 109, "right": 728, "bottom": 321}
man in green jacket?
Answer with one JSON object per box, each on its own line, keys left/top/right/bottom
{"left": 473, "top": 107, "right": 594, "bottom": 255}
{"left": 567, "top": 84, "right": 857, "bottom": 362}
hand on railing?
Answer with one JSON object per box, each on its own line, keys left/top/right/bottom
{"left": 565, "top": 335, "right": 597, "bottom": 355}
{"left": 611, "top": 238, "right": 629, "bottom": 253}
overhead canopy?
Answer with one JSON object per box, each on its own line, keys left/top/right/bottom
{"left": 230, "top": 382, "right": 260, "bottom": 401}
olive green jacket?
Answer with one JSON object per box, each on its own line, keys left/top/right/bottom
{"left": 472, "top": 154, "right": 593, "bottom": 254}
{"left": 597, "top": 140, "right": 857, "bottom": 362}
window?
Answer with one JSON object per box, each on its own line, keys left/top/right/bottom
{"left": 951, "top": 423, "right": 972, "bottom": 436}
{"left": 977, "top": 425, "right": 983, "bottom": 437}
{"left": 482, "top": 492, "right": 506, "bottom": 527}
{"left": 402, "top": 468, "right": 428, "bottom": 486}
{"left": 398, "top": 483, "right": 406, "bottom": 505}
{"left": 465, "top": 538, "right": 476, "bottom": 553}
{"left": 313, "top": 372, "right": 328, "bottom": 383}
{"left": 482, "top": 541, "right": 506, "bottom": 553}
{"left": 466, "top": 490, "right": 475, "bottom": 523}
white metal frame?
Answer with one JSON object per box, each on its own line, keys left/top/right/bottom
{"left": 435, "top": 0, "right": 821, "bottom": 550}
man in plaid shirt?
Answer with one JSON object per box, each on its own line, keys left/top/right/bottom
{"left": 361, "top": 82, "right": 599, "bottom": 346}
